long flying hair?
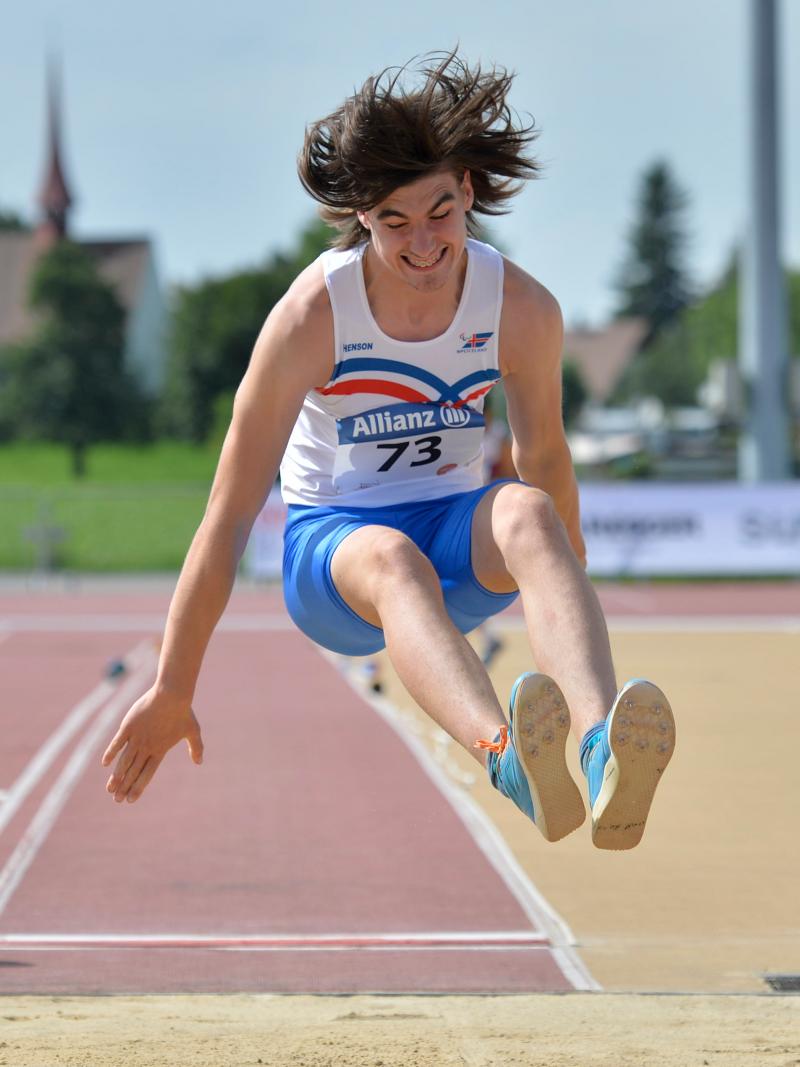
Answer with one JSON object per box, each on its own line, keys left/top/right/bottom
{"left": 298, "top": 51, "right": 540, "bottom": 249}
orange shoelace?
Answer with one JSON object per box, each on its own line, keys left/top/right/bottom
{"left": 474, "top": 724, "right": 508, "bottom": 757}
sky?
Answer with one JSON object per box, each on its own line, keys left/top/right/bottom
{"left": 1, "top": 0, "right": 798, "bottom": 328}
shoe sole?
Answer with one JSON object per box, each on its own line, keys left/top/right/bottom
{"left": 591, "top": 679, "right": 676, "bottom": 851}
{"left": 510, "top": 673, "right": 586, "bottom": 843}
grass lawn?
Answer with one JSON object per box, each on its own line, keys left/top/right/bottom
{"left": 0, "top": 443, "right": 220, "bottom": 571}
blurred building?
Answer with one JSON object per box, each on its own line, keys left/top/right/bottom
{"left": 0, "top": 62, "right": 167, "bottom": 394}
{"left": 562, "top": 318, "right": 648, "bottom": 403}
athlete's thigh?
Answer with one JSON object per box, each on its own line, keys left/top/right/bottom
{"left": 330, "top": 522, "right": 433, "bottom": 627}
{"left": 468, "top": 480, "right": 522, "bottom": 594}
{"left": 283, "top": 511, "right": 388, "bottom": 656}
{"left": 425, "top": 481, "right": 520, "bottom": 632}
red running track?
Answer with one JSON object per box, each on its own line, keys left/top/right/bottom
{"left": 0, "top": 593, "right": 591, "bottom": 995}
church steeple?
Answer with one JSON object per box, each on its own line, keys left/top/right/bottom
{"left": 36, "top": 55, "right": 73, "bottom": 245}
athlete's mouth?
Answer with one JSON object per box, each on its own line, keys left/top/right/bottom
{"left": 402, "top": 248, "right": 447, "bottom": 271}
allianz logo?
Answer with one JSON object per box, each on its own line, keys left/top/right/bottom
{"left": 440, "top": 405, "right": 471, "bottom": 427}
{"left": 348, "top": 405, "right": 471, "bottom": 439}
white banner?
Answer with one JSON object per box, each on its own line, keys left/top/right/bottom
{"left": 580, "top": 482, "right": 800, "bottom": 576}
{"left": 246, "top": 482, "right": 800, "bottom": 579}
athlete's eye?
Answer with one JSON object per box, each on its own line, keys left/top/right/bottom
{"left": 386, "top": 222, "right": 407, "bottom": 230}
{"left": 430, "top": 211, "right": 451, "bottom": 221}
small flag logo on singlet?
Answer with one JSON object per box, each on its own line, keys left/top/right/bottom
{"left": 457, "top": 332, "right": 493, "bottom": 353}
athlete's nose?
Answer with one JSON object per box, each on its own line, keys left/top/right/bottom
{"left": 407, "top": 224, "right": 438, "bottom": 258}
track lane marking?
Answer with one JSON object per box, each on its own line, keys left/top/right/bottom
{"left": 1, "top": 946, "right": 554, "bottom": 955}
{"left": 0, "top": 614, "right": 293, "bottom": 632}
{"left": 0, "top": 642, "right": 151, "bottom": 838}
{"left": 2, "top": 612, "right": 796, "bottom": 634}
{"left": 0, "top": 931, "right": 548, "bottom": 950}
{"left": 0, "top": 648, "right": 158, "bottom": 918}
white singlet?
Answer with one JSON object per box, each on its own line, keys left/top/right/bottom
{"left": 279, "top": 238, "right": 504, "bottom": 508}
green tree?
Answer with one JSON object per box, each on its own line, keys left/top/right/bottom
{"left": 613, "top": 319, "right": 697, "bottom": 407}
{"left": 159, "top": 218, "right": 335, "bottom": 441}
{"left": 562, "top": 360, "right": 588, "bottom": 427}
{"left": 0, "top": 241, "right": 145, "bottom": 475}
{"left": 614, "top": 161, "right": 693, "bottom": 348}
{"left": 0, "top": 207, "right": 29, "bottom": 232}
{"left": 614, "top": 255, "right": 800, "bottom": 407}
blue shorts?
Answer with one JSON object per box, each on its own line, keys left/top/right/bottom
{"left": 282, "top": 481, "right": 519, "bottom": 656}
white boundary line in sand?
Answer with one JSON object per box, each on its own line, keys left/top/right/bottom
{"left": 0, "top": 648, "right": 158, "bottom": 918}
{"left": 496, "top": 615, "right": 800, "bottom": 634}
{"left": 322, "top": 651, "right": 600, "bottom": 993}
{"left": 0, "top": 642, "right": 151, "bottom": 838}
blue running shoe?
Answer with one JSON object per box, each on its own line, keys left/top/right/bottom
{"left": 580, "top": 720, "right": 611, "bottom": 811}
{"left": 583, "top": 680, "right": 676, "bottom": 851}
{"left": 477, "top": 673, "right": 585, "bottom": 842}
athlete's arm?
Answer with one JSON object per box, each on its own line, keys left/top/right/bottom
{"left": 102, "top": 263, "right": 334, "bottom": 803}
{"left": 499, "top": 261, "right": 586, "bottom": 565}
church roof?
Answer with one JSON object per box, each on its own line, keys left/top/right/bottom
{"left": 37, "top": 57, "right": 73, "bottom": 234}
{"left": 0, "top": 51, "right": 160, "bottom": 344}
{"left": 0, "top": 234, "right": 153, "bottom": 346}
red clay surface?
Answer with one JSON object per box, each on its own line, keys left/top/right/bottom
{"left": 0, "top": 618, "right": 573, "bottom": 995}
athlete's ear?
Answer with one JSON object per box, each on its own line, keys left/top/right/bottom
{"left": 357, "top": 210, "right": 371, "bottom": 231}
{"left": 461, "top": 170, "right": 474, "bottom": 211}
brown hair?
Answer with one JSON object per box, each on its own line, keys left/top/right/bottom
{"left": 298, "top": 51, "right": 540, "bottom": 249}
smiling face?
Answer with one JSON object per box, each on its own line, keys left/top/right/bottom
{"left": 357, "top": 168, "right": 474, "bottom": 293}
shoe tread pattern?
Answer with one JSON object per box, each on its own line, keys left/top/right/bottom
{"left": 592, "top": 680, "right": 675, "bottom": 851}
{"left": 511, "top": 673, "right": 585, "bottom": 843}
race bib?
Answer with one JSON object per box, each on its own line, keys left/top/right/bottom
{"left": 332, "top": 401, "right": 484, "bottom": 496}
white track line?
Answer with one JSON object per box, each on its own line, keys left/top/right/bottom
{"left": 2, "top": 612, "right": 797, "bottom": 634}
{"left": 0, "top": 614, "right": 293, "bottom": 633}
{"left": 0, "top": 643, "right": 151, "bottom": 838}
{"left": 323, "top": 653, "right": 600, "bottom": 992}
{"left": 0, "top": 649, "right": 158, "bottom": 918}
{"left": 3, "top": 947, "right": 558, "bottom": 956}
{"left": 0, "top": 931, "right": 547, "bottom": 951}
{"left": 3, "top": 614, "right": 797, "bottom": 635}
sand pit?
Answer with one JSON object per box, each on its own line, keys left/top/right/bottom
{"left": 3, "top": 993, "right": 799, "bottom": 1067}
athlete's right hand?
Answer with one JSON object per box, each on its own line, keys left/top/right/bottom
{"left": 101, "top": 686, "right": 204, "bottom": 804}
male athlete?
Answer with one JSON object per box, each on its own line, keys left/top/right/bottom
{"left": 103, "top": 54, "right": 675, "bottom": 849}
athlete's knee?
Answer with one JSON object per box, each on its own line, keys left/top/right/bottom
{"left": 332, "top": 527, "right": 438, "bottom": 625}
{"left": 493, "top": 484, "right": 561, "bottom": 555}
{"left": 364, "top": 529, "right": 437, "bottom": 589}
